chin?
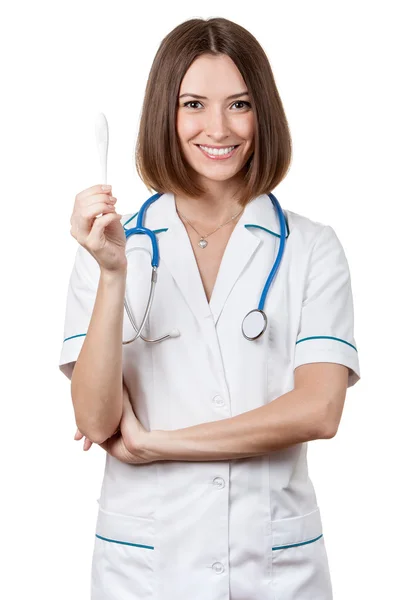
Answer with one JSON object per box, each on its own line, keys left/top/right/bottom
{"left": 195, "top": 167, "right": 239, "bottom": 180}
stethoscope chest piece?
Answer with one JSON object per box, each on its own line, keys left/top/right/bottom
{"left": 242, "top": 309, "right": 268, "bottom": 341}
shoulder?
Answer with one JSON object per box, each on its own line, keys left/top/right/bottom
{"left": 284, "top": 208, "right": 350, "bottom": 286}
{"left": 285, "top": 208, "right": 342, "bottom": 254}
{"left": 286, "top": 208, "right": 326, "bottom": 243}
{"left": 284, "top": 209, "right": 349, "bottom": 281}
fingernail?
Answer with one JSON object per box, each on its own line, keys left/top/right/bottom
{"left": 102, "top": 184, "right": 112, "bottom": 190}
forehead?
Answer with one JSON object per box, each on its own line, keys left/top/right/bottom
{"left": 179, "top": 54, "right": 246, "bottom": 95}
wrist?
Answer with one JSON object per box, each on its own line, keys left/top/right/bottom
{"left": 142, "top": 430, "right": 169, "bottom": 462}
{"left": 100, "top": 267, "right": 127, "bottom": 283}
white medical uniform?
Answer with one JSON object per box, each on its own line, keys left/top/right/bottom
{"left": 59, "top": 192, "right": 361, "bottom": 600}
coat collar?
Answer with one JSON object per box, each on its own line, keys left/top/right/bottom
{"left": 124, "top": 192, "right": 288, "bottom": 327}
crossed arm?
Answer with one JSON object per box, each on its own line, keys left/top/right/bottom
{"left": 77, "top": 362, "right": 348, "bottom": 461}
{"left": 142, "top": 362, "right": 349, "bottom": 462}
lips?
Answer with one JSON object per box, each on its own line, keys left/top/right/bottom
{"left": 195, "top": 144, "right": 240, "bottom": 160}
{"left": 195, "top": 144, "right": 239, "bottom": 150}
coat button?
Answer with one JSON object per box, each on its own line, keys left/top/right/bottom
{"left": 212, "top": 562, "right": 225, "bottom": 574}
{"left": 213, "top": 477, "right": 225, "bottom": 489}
{"left": 213, "top": 394, "right": 224, "bottom": 406}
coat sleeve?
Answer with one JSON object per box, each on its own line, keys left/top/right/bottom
{"left": 58, "top": 245, "right": 101, "bottom": 380}
{"left": 293, "top": 225, "right": 361, "bottom": 388}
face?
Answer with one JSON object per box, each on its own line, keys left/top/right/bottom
{"left": 176, "top": 54, "right": 255, "bottom": 190}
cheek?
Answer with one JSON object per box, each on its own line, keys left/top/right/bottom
{"left": 234, "top": 114, "right": 255, "bottom": 140}
{"left": 176, "top": 113, "right": 200, "bottom": 140}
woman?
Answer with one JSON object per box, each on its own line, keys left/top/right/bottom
{"left": 60, "top": 17, "right": 361, "bottom": 600}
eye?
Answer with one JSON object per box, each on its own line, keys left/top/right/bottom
{"left": 182, "top": 100, "right": 252, "bottom": 110}
{"left": 232, "top": 101, "right": 251, "bottom": 110}
{"left": 183, "top": 101, "right": 202, "bottom": 109}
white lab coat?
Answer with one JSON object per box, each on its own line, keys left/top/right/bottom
{"left": 59, "top": 191, "right": 361, "bottom": 600}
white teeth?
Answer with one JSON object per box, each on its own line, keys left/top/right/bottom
{"left": 199, "top": 145, "right": 236, "bottom": 156}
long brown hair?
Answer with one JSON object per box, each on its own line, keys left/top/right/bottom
{"left": 135, "top": 17, "right": 292, "bottom": 208}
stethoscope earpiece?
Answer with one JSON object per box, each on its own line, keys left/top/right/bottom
{"left": 242, "top": 309, "right": 268, "bottom": 340}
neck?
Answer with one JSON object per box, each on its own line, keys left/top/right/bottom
{"left": 175, "top": 180, "right": 244, "bottom": 225}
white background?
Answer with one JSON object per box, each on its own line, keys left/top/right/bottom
{"left": 2, "top": 1, "right": 398, "bottom": 598}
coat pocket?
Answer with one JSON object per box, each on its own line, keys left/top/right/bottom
{"left": 91, "top": 506, "right": 156, "bottom": 600}
{"left": 271, "top": 507, "right": 333, "bottom": 600}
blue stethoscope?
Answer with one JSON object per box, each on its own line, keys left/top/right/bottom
{"left": 122, "top": 192, "right": 287, "bottom": 344}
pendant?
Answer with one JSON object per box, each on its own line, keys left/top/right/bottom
{"left": 198, "top": 238, "right": 208, "bottom": 249}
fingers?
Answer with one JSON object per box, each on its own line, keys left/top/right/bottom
{"left": 84, "top": 212, "right": 123, "bottom": 251}
{"left": 75, "top": 184, "right": 113, "bottom": 202}
{"left": 74, "top": 428, "right": 83, "bottom": 440}
{"left": 83, "top": 438, "right": 93, "bottom": 451}
{"left": 70, "top": 196, "right": 118, "bottom": 241}
{"left": 72, "top": 189, "right": 115, "bottom": 221}
{"left": 74, "top": 428, "right": 93, "bottom": 451}
{"left": 70, "top": 183, "right": 126, "bottom": 272}
{"left": 80, "top": 200, "right": 117, "bottom": 219}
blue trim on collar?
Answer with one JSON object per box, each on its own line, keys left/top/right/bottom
{"left": 122, "top": 213, "right": 168, "bottom": 235}
{"left": 123, "top": 212, "right": 139, "bottom": 228}
{"left": 245, "top": 207, "right": 290, "bottom": 238}
{"left": 124, "top": 208, "right": 290, "bottom": 238}
{"left": 244, "top": 223, "right": 289, "bottom": 239}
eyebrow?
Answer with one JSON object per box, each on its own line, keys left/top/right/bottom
{"left": 179, "top": 91, "right": 249, "bottom": 100}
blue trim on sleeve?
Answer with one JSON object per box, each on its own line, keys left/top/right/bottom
{"left": 272, "top": 533, "right": 323, "bottom": 551}
{"left": 95, "top": 534, "right": 154, "bottom": 550}
{"left": 63, "top": 333, "right": 87, "bottom": 343}
{"left": 296, "top": 335, "right": 357, "bottom": 352}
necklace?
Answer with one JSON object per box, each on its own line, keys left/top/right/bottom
{"left": 177, "top": 206, "right": 244, "bottom": 248}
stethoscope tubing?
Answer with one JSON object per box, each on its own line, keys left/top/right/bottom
{"left": 124, "top": 192, "right": 162, "bottom": 267}
{"left": 122, "top": 267, "right": 159, "bottom": 344}
{"left": 257, "top": 192, "right": 287, "bottom": 311}
{"left": 122, "top": 192, "right": 286, "bottom": 343}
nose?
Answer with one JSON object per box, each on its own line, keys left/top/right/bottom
{"left": 204, "top": 107, "right": 231, "bottom": 140}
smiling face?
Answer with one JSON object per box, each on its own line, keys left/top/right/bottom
{"left": 176, "top": 54, "right": 255, "bottom": 191}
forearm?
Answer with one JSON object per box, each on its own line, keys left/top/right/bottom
{"left": 145, "top": 388, "right": 330, "bottom": 462}
{"left": 71, "top": 267, "right": 127, "bottom": 443}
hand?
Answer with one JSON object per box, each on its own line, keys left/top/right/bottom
{"left": 99, "top": 385, "right": 152, "bottom": 464}
{"left": 70, "top": 183, "right": 127, "bottom": 273}
{"left": 74, "top": 428, "right": 94, "bottom": 451}
{"left": 74, "top": 386, "right": 153, "bottom": 464}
